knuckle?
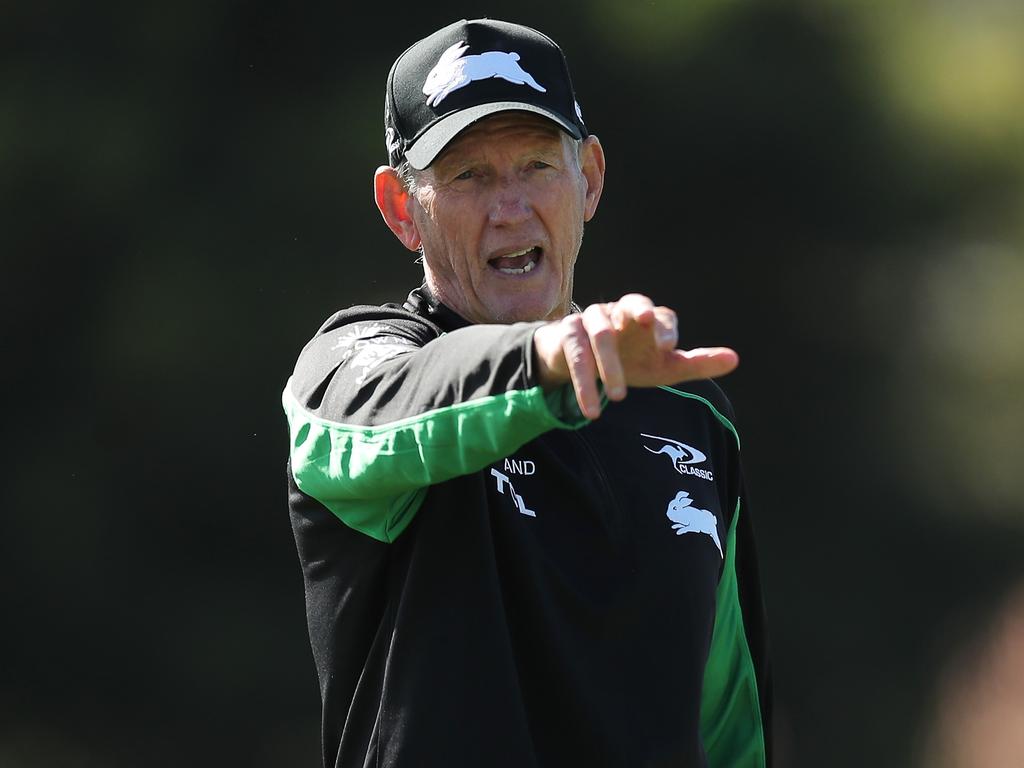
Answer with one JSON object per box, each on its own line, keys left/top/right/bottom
{"left": 563, "top": 337, "right": 591, "bottom": 366}
{"left": 623, "top": 292, "right": 653, "bottom": 306}
{"left": 582, "top": 305, "right": 611, "bottom": 327}
{"left": 562, "top": 314, "right": 584, "bottom": 333}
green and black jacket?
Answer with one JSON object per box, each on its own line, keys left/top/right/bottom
{"left": 284, "top": 286, "right": 772, "bottom": 768}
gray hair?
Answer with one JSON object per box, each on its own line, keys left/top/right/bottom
{"left": 396, "top": 159, "right": 421, "bottom": 195}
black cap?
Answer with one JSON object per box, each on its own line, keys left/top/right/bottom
{"left": 384, "top": 18, "right": 588, "bottom": 169}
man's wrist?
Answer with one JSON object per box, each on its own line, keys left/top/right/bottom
{"left": 532, "top": 323, "right": 568, "bottom": 391}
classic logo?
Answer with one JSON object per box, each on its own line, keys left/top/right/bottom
{"left": 640, "top": 433, "right": 714, "bottom": 482}
{"left": 665, "top": 490, "right": 722, "bottom": 558}
{"left": 423, "top": 42, "right": 546, "bottom": 107}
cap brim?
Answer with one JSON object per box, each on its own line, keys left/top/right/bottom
{"left": 404, "top": 101, "right": 583, "bottom": 170}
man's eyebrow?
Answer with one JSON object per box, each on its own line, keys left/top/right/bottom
{"left": 431, "top": 153, "right": 482, "bottom": 177}
{"left": 530, "top": 142, "right": 565, "bottom": 156}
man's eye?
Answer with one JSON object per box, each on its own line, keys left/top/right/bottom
{"left": 454, "top": 169, "right": 476, "bottom": 181}
{"left": 530, "top": 160, "right": 551, "bottom": 170}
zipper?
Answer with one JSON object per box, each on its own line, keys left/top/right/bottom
{"left": 569, "top": 428, "right": 630, "bottom": 547}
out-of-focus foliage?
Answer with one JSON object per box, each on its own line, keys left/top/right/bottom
{"left": 2, "top": 1, "right": 1022, "bottom": 766}
{"left": 859, "top": 0, "right": 1024, "bottom": 156}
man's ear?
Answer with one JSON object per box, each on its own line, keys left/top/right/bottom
{"left": 579, "top": 136, "right": 606, "bottom": 223}
{"left": 374, "top": 166, "right": 422, "bottom": 252}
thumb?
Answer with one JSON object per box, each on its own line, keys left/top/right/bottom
{"left": 668, "top": 347, "right": 740, "bottom": 382}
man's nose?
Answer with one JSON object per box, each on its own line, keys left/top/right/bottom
{"left": 487, "top": 177, "right": 533, "bottom": 226}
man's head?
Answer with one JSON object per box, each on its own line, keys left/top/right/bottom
{"left": 374, "top": 18, "right": 606, "bottom": 324}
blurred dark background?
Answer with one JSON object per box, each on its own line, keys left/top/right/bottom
{"left": 3, "top": 1, "right": 1023, "bottom": 766}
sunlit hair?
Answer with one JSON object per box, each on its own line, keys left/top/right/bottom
{"left": 396, "top": 159, "right": 420, "bottom": 194}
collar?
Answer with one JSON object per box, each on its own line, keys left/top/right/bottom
{"left": 402, "top": 283, "right": 472, "bottom": 333}
{"left": 402, "top": 282, "right": 583, "bottom": 331}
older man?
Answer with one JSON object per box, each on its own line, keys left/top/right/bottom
{"left": 284, "top": 18, "right": 771, "bottom": 768}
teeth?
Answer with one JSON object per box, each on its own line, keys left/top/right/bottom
{"left": 499, "top": 258, "right": 537, "bottom": 275}
{"left": 493, "top": 246, "right": 540, "bottom": 275}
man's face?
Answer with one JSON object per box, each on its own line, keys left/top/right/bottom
{"left": 407, "top": 113, "right": 602, "bottom": 324}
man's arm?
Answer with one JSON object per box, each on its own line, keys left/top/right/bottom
{"left": 284, "top": 295, "right": 739, "bottom": 542}
{"left": 283, "top": 310, "right": 583, "bottom": 542}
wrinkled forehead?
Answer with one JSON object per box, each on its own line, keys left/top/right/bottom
{"left": 432, "top": 111, "right": 569, "bottom": 164}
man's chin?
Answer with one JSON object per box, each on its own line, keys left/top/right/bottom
{"left": 483, "top": 298, "right": 562, "bottom": 324}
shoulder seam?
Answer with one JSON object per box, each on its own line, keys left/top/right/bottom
{"left": 657, "top": 384, "right": 740, "bottom": 450}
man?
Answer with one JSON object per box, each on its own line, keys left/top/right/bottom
{"left": 284, "top": 18, "right": 771, "bottom": 768}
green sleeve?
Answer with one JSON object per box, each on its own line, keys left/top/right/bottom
{"left": 283, "top": 380, "right": 588, "bottom": 543}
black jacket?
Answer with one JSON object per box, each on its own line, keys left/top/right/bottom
{"left": 284, "top": 286, "right": 771, "bottom": 768}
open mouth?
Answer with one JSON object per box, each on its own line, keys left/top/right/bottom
{"left": 487, "top": 246, "right": 542, "bottom": 275}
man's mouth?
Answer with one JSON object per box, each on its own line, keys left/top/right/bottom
{"left": 488, "top": 246, "right": 542, "bottom": 275}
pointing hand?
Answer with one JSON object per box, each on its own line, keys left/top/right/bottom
{"left": 533, "top": 293, "right": 739, "bottom": 420}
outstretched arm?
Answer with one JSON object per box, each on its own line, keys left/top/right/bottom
{"left": 285, "top": 293, "right": 739, "bottom": 542}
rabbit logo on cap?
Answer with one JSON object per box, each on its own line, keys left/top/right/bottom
{"left": 423, "top": 42, "right": 546, "bottom": 108}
